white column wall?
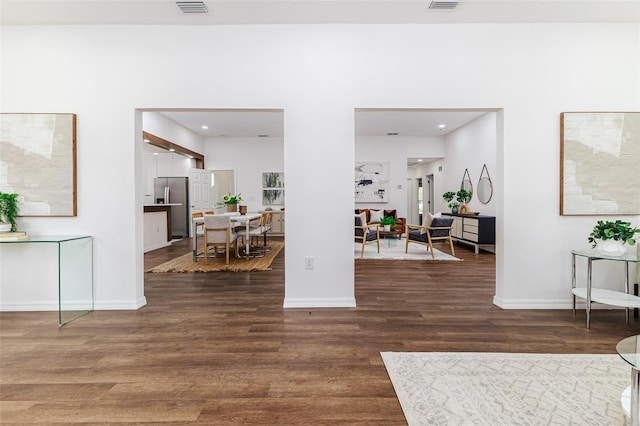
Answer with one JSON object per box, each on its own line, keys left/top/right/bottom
{"left": 1, "top": 23, "right": 638, "bottom": 310}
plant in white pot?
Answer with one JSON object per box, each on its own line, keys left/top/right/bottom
{"left": 0, "top": 192, "right": 19, "bottom": 233}
{"left": 588, "top": 220, "right": 640, "bottom": 255}
{"left": 379, "top": 215, "right": 397, "bottom": 232}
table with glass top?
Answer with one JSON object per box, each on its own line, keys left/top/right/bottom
{"left": 571, "top": 248, "right": 640, "bottom": 329}
{"left": 617, "top": 335, "right": 640, "bottom": 425}
{"left": 0, "top": 235, "right": 93, "bottom": 326}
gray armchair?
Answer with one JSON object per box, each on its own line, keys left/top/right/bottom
{"left": 405, "top": 217, "right": 455, "bottom": 259}
{"left": 355, "top": 214, "right": 380, "bottom": 258}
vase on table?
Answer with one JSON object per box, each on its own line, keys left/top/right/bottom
{"left": 597, "top": 239, "right": 625, "bottom": 256}
{"left": 383, "top": 225, "right": 391, "bottom": 232}
{"left": 226, "top": 203, "right": 237, "bottom": 213}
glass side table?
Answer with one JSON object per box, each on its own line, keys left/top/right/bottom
{"left": 0, "top": 235, "right": 93, "bottom": 326}
{"left": 571, "top": 248, "right": 640, "bottom": 329}
{"left": 617, "top": 335, "right": 640, "bottom": 425}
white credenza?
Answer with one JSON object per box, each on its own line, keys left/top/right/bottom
{"left": 444, "top": 213, "right": 495, "bottom": 254}
{"left": 264, "top": 210, "right": 285, "bottom": 235}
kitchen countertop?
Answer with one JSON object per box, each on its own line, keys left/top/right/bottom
{"left": 144, "top": 203, "right": 182, "bottom": 207}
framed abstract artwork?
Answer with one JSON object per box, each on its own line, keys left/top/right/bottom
{"left": 262, "top": 171, "right": 284, "bottom": 188}
{"left": 0, "top": 113, "right": 77, "bottom": 216}
{"left": 262, "top": 171, "right": 284, "bottom": 205}
{"left": 262, "top": 189, "right": 284, "bottom": 205}
{"left": 560, "top": 112, "right": 640, "bottom": 215}
{"left": 355, "top": 161, "right": 389, "bottom": 203}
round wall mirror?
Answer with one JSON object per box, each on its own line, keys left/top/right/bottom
{"left": 477, "top": 164, "right": 493, "bottom": 204}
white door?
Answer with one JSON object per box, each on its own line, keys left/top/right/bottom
{"left": 189, "top": 168, "right": 212, "bottom": 236}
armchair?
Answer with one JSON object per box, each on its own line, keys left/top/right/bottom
{"left": 355, "top": 213, "right": 380, "bottom": 258}
{"left": 204, "top": 214, "right": 239, "bottom": 264}
{"left": 405, "top": 217, "right": 455, "bottom": 259}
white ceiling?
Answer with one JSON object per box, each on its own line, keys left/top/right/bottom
{"left": 1, "top": 0, "right": 638, "bottom": 25}
{"left": 152, "top": 108, "right": 488, "bottom": 139}
{"left": 9, "top": 0, "right": 635, "bottom": 160}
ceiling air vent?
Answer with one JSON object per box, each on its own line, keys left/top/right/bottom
{"left": 176, "top": 1, "right": 209, "bottom": 14}
{"left": 428, "top": 0, "right": 463, "bottom": 10}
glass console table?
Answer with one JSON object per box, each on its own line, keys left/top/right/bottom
{"left": 571, "top": 249, "right": 640, "bottom": 329}
{"left": 0, "top": 235, "right": 93, "bottom": 326}
{"left": 616, "top": 335, "right": 640, "bottom": 425}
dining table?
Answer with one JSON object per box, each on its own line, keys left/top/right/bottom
{"left": 192, "top": 213, "right": 261, "bottom": 261}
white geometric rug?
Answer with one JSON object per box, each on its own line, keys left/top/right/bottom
{"left": 355, "top": 238, "right": 461, "bottom": 261}
{"left": 381, "top": 352, "right": 629, "bottom": 426}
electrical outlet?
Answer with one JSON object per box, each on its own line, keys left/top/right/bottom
{"left": 305, "top": 256, "right": 314, "bottom": 270}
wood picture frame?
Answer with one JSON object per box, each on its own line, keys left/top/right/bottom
{"left": 0, "top": 113, "right": 77, "bottom": 216}
{"left": 560, "top": 112, "right": 640, "bottom": 215}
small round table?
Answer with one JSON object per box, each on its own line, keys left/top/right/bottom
{"left": 616, "top": 335, "right": 640, "bottom": 424}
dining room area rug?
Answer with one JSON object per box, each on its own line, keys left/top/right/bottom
{"left": 381, "top": 351, "right": 628, "bottom": 425}
{"left": 146, "top": 241, "right": 283, "bottom": 273}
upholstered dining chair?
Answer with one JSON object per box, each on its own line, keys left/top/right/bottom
{"left": 203, "top": 214, "right": 239, "bottom": 264}
{"left": 405, "top": 217, "right": 455, "bottom": 260}
{"left": 192, "top": 211, "right": 204, "bottom": 234}
{"left": 245, "top": 212, "right": 271, "bottom": 255}
{"left": 355, "top": 213, "right": 380, "bottom": 258}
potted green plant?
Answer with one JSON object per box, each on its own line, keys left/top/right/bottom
{"left": 588, "top": 220, "right": 640, "bottom": 255}
{"left": 222, "top": 193, "right": 242, "bottom": 212}
{"left": 380, "top": 216, "right": 397, "bottom": 232}
{"left": 0, "top": 192, "right": 20, "bottom": 233}
{"left": 443, "top": 191, "right": 460, "bottom": 214}
{"left": 456, "top": 189, "right": 471, "bottom": 205}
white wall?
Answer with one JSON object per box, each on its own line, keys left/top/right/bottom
{"left": 204, "top": 136, "right": 284, "bottom": 212}
{"left": 441, "top": 112, "right": 497, "bottom": 216}
{"left": 355, "top": 136, "right": 444, "bottom": 219}
{"left": 1, "top": 23, "right": 638, "bottom": 311}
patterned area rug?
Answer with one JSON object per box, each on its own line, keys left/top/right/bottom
{"left": 381, "top": 352, "right": 628, "bottom": 426}
{"left": 146, "top": 241, "right": 283, "bottom": 273}
{"left": 355, "top": 237, "right": 461, "bottom": 261}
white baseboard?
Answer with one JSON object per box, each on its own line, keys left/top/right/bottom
{"left": 283, "top": 297, "right": 356, "bottom": 308}
{"left": 0, "top": 302, "right": 58, "bottom": 311}
{"left": 94, "top": 296, "right": 147, "bottom": 310}
{"left": 1, "top": 297, "right": 147, "bottom": 311}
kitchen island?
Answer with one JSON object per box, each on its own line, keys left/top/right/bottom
{"left": 143, "top": 203, "right": 182, "bottom": 252}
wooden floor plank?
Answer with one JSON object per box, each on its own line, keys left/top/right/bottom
{"left": 1, "top": 238, "right": 638, "bottom": 423}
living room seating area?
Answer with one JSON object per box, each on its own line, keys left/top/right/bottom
{"left": 354, "top": 209, "right": 405, "bottom": 236}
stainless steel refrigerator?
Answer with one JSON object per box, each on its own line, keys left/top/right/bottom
{"left": 154, "top": 177, "right": 190, "bottom": 239}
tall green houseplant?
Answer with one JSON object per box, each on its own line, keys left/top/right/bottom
{"left": 0, "top": 192, "right": 20, "bottom": 232}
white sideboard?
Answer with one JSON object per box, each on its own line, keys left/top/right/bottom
{"left": 444, "top": 213, "right": 495, "bottom": 254}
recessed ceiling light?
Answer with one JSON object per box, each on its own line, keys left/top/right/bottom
{"left": 143, "top": 139, "right": 150, "bottom": 143}
{"left": 201, "top": 125, "right": 208, "bottom": 129}
{"left": 417, "top": 159, "right": 423, "bottom": 162}
{"left": 169, "top": 148, "right": 175, "bottom": 152}
{"left": 153, "top": 153, "right": 159, "bottom": 156}
{"left": 438, "top": 124, "right": 446, "bottom": 130}
{"left": 387, "top": 132, "right": 399, "bottom": 136}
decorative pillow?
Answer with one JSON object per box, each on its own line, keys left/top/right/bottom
{"left": 369, "top": 209, "right": 383, "bottom": 223}
{"left": 384, "top": 209, "right": 397, "bottom": 219}
{"left": 421, "top": 212, "right": 441, "bottom": 234}
{"left": 355, "top": 212, "right": 367, "bottom": 228}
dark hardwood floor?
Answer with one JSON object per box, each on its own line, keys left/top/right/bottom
{"left": 1, "top": 239, "right": 639, "bottom": 424}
